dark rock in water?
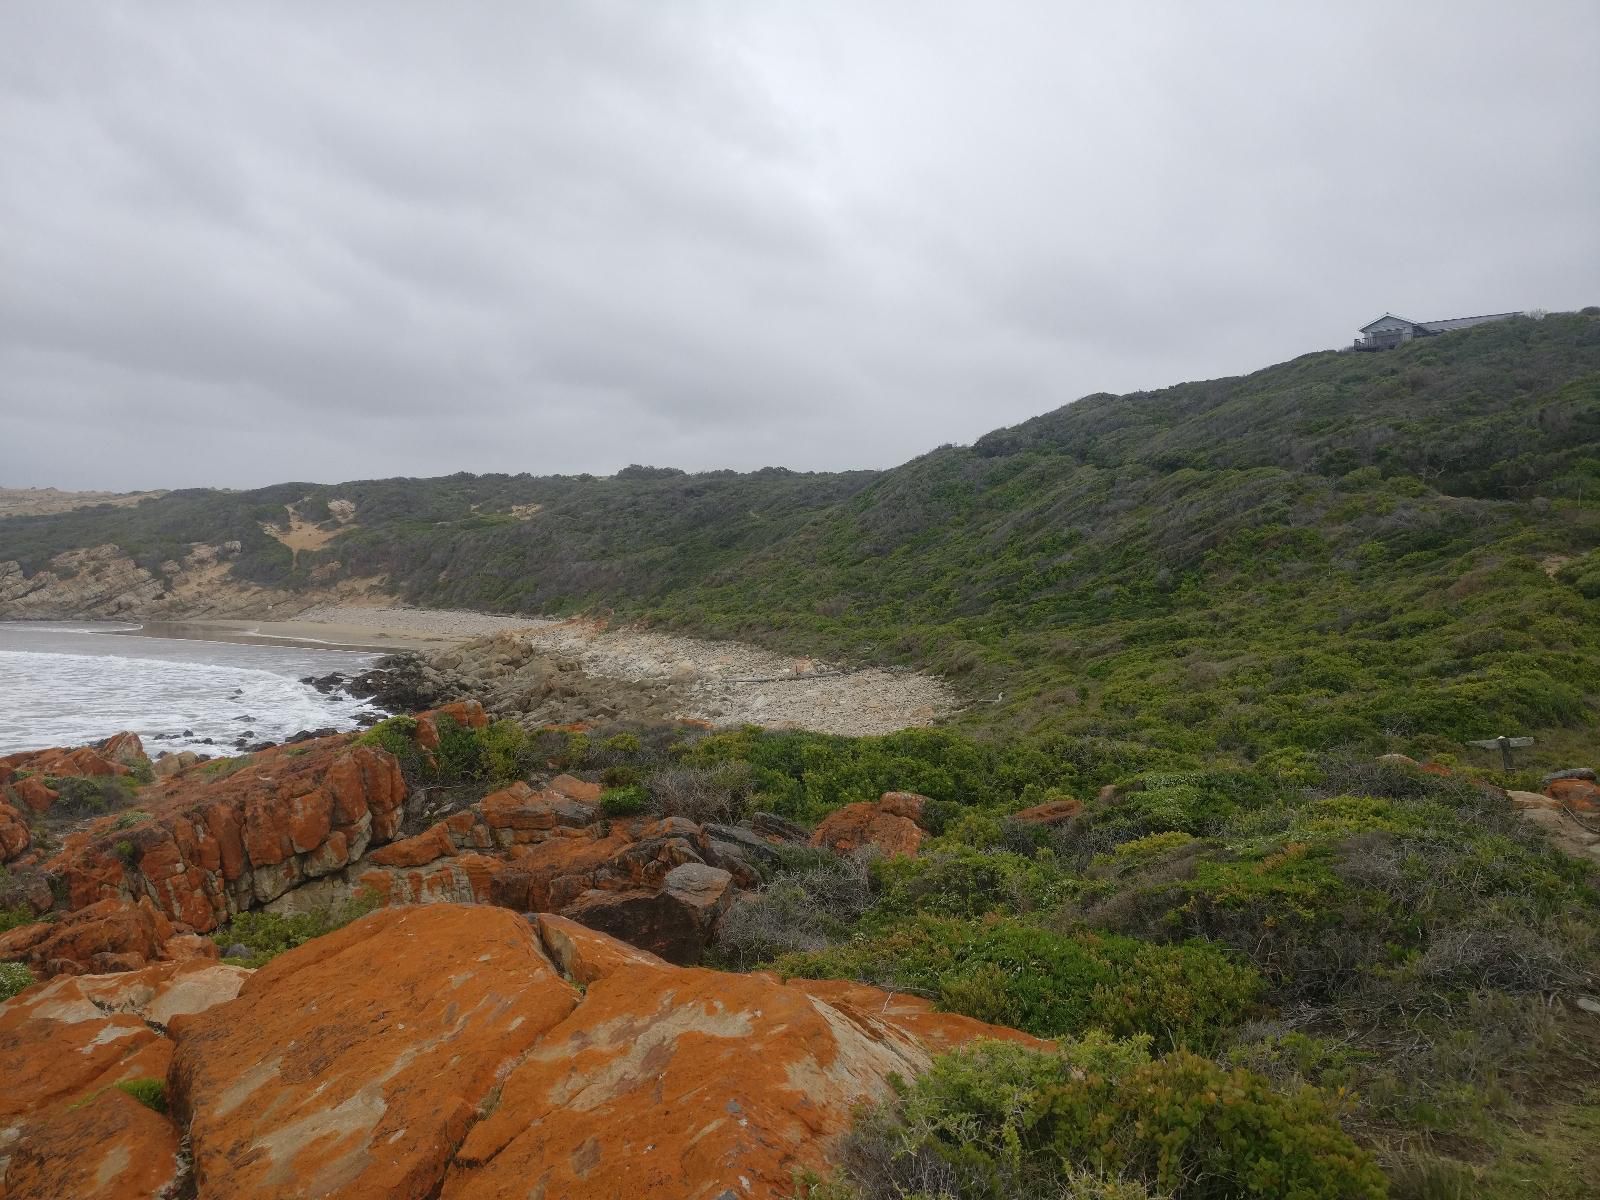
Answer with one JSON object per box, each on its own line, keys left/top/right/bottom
{"left": 286, "top": 727, "right": 339, "bottom": 744}
{"left": 355, "top": 711, "right": 383, "bottom": 727}
{"left": 301, "top": 672, "right": 348, "bottom": 695}
{"left": 182, "top": 729, "right": 195, "bottom": 737}
{"left": 244, "top": 741, "right": 275, "bottom": 753}
{"left": 199, "top": 738, "right": 214, "bottom": 745}
{"left": 348, "top": 652, "right": 445, "bottom": 713}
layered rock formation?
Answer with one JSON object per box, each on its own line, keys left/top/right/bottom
{"left": 1, "top": 707, "right": 784, "bottom": 975}
{"left": 2, "top": 904, "right": 1039, "bottom": 1198}
{"left": 0, "top": 958, "right": 250, "bottom": 1199}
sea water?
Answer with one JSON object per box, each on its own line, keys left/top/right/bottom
{"left": 0, "top": 621, "right": 385, "bottom": 756}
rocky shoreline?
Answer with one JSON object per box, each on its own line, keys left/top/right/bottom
{"left": 312, "top": 617, "right": 957, "bottom": 736}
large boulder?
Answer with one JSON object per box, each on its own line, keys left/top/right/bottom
{"left": 563, "top": 861, "right": 735, "bottom": 965}
{"left": 354, "top": 785, "right": 746, "bottom": 965}
{"left": 0, "top": 800, "right": 28, "bottom": 862}
{"left": 0, "top": 958, "right": 248, "bottom": 1198}
{"left": 45, "top": 735, "right": 406, "bottom": 936}
{"left": 810, "top": 791, "right": 930, "bottom": 857}
{"left": 100, "top": 904, "right": 1032, "bottom": 1200}
{"left": 170, "top": 906, "right": 576, "bottom": 1199}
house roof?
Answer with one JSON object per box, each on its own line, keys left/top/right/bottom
{"left": 1359, "top": 313, "right": 1420, "bottom": 333}
{"left": 1417, "top": 312, "right": 1522, "bottom": 333}
{"left": 1359, "top": 311, "right": 1522, "bottom": 335}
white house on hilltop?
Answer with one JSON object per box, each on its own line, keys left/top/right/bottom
{"left": 1353, "top": 311, "right": 1521, "bottom": 352}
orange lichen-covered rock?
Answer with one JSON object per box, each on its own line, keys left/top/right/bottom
{"left": 1011, "top": 797, "right": 1084, "bottom": 826}
{"left": 170, "top": 905, "right": 578, "bottom": 1200}
{"left": 6, "top": 907, "right": 1041, "bottom": 1198}
{"left": 366, "top": 819, "right": 458, "bottom": 867}
{"left": 415, "top": 699, "right": 489, "bottom": 751}
{"left": 9, "top": 897, "right": 175, "bottom": 976}
{"left": 439, "top": 914, "right": 1043, "bottom": 1200}
{"left": 40, "top": 737, "right": 406, "bottom": 934}
{"left": 1547, "top": 777, "right": 1600, "bottom": 812}
{"left": 2, "top": 1088, "right": 182, "bottom": 1200}
{"left": 0, "top": 733, "right": 147, "bottom": 786}
{"left": 0, "top": 799, "right": 29, "bottom": 862}
{"left": 548, "top": 772, "right": 603, "bottom": 802}
{"left": 811, "top": 792, "right": 929, "bottom": 858}
{"left": 7, "top": 776, "right": 58, "bottom": 814}
{"left": 0, "top": 958, "right": 248, "bottom": 1198}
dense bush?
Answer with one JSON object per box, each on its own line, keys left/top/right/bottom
{"left": 357, "top": 715, "right": 532, "bottom": 787}
{"left": 775, "top": 914, "right": 1261, "bottom": 1051}
{"left": 825, "top": 1036, "right": 1385, "bottom": 1200}
{"left": 210, "top": 893, "right": 381, "bottom": 968}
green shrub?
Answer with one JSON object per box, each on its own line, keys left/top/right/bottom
{"left": 846, "top": 1037, "right": 1386, "bottom": 1200}
{"left": 479, "top": 719, "right": 531, "bottom": 783}
{"left": 871, "top": 847, "right": 1072, "bottom": 921}
{"left": 599, "top": 785, "right": 648, "bottom": 818}
{"left": 114, "top": 1077, "right": 167, "bottom": 1114}
{"left": 357, "top": 715, "right": 424, "bottom": 775}
{"left": 47, "top": 774, "right": 137, "bottom": 816}
{"left": 602, "top": 765, "right": 642, "bottom": 788}
{"left": 776, "top": 915, "right": 1261, "bottom": 1050}
{"left": 0, "top": 961, "right": 34, "bottom": 1002}
{"left": 0, "top": 905, "right": 39, "bottom": 935}
{"left": 210, "top": 892, "right": 381, "bottom": 967}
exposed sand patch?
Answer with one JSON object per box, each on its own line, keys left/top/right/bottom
{"left": 262, "top": 501, "right": 358, "bottom": 556}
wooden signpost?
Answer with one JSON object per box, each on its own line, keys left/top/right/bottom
{"left": 1465, "top": 735, "right": 1534, "bottom": 771}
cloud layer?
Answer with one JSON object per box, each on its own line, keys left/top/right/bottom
{"left": 2, "top": 1, "right": 1595, "bottom": 489}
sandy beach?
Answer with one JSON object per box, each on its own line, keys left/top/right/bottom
{"left": 118, "top": 606, "right": 550, "bottom": 653}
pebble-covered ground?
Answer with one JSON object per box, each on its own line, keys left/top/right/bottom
{"left": 295, "top": 604, "right": 958, "bottom": 736}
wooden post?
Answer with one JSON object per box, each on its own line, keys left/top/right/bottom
{"left": 1465, "top": 735, "right": 1534, "bottom": 771}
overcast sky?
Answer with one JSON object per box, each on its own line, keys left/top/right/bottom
{"left": 1, "top": 2, "right": 1596, "bottom": 491}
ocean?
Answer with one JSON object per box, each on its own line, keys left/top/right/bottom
{"left": 0, "top": 621, "right": 386, "bottom": 756}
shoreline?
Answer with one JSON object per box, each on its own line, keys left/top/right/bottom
{"left": 100, "top": 607, "right": 553, "bottom": 654}
{"left": 8, "top": 604, "right": 961, "bottom": 736}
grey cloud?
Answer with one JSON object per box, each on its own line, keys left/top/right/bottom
{"left": 1, "top": 0, "right": 1595, "bottom": 490}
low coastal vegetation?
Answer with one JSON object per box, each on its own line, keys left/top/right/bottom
{"left": 546, "top": 721, "right": 1600, "bottom": 1197}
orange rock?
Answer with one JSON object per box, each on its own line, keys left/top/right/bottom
{"left": 811, "top": 795, "right": 926, "bottom": 857}
{"left": 1548, "top": 778, "right": 1600, "bottom": 812}
{"left": 2, "top": 1088, "right": 181, "bottom": 1200}
{"left": 480, "top": 781, "right": 596, "bottom": 842}
{"left": 366, "top": 820, "right": 457, "bottom": 867}
{"left": 439, "top": 914, "right": 1043, "bottom": 1199}
{"left": 171, "top": 906, "right": 578, "bottom": 1199}
{"left": 549, "top": 773, "right": 603, "bottom": 802}
{"left": 44, "top": 739, "right": 406, "bottom": 933}
{"left": 0, "top": 799, "right": 29, "bottom": 862}
{"left": 9, "top": 897, "right": 175, "bottom": 976}
{"left": 879, "top": 790, "right": 930, "bottom": 820}
{"left": 8, "top": 776, "right": 58, "bottom": 814}
{"left": 1012, "top": 798, "right": 1084, "bottom": 826}
{"left": 0, "top": 958, "right": 247, "bottom": 1197}
{"left": 415, "top": 699, "right": 489, "bottom": 751}
{"left": 98, "top": 731, "right": 149, "bottom": 769}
